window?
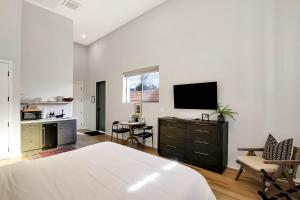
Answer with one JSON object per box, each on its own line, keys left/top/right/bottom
{"left": 123, "top": 66, "right": 159, "bottom": 103}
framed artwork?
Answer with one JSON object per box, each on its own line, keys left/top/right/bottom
{"left": 202, "top": 113, "right": 210, "bottom": 121}
{"left": 135, "top": 103, "right": 142, "bottom": 115}
{"left": 91, "top": 96, "right": 95, "bottom": 103}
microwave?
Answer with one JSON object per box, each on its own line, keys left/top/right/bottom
{"left": 21, "top": 110, "right": 42, "bottom": 121}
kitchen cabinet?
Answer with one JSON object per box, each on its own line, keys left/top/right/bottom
{"left": 58, "top": 120, "right": 76, "bottom": 145}
{"left": 21, "top": 119, "right": 77, "bottom": 152}
{"left": 22, "top": 124, "right": 42, "bottom": 152}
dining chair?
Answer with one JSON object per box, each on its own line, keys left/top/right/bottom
{"left": 111, "top": 121, "right": 130, "bottom": 143}
{"left": 134, "top": 126, "right": 153, "bottom": 151}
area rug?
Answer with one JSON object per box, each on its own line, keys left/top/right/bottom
{"left": 29, "top": 146, "right": 76, "bottom": 160}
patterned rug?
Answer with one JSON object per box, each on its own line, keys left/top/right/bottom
{"left": 29, "top": 146, "right": 76, "bottom": 160}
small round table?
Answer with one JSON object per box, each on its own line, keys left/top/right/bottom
{"left": 119, "top": 121, "right": 145, "bottom": 145}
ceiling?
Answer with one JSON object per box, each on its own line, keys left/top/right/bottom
{"left": 25, "top": 0, "right": 167, "bottom": 45}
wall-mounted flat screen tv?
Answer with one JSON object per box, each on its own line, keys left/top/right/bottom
{"left": 173, "top": 82, "right": 218, "bottom": 109}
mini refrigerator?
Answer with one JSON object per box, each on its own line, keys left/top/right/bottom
{"left": 42, "top": 123, "right": 58, "bottom": 150}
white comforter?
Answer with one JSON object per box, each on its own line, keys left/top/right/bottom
{"left": 0, "top": 142, "right": 216, "bottom": 200}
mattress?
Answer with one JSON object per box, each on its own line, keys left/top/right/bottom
{"left": 0, "top": 142, "right": 216, "bottom": 200}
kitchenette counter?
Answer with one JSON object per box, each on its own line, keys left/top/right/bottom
{"left": 21, "top": 117, "right": 77, "bottom": 124}
{"left": 21, "top": 118, "right": 77, "bottom": 152}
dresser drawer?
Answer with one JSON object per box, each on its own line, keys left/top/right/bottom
{"left": 186, "top": 139, "right": 221, "bottom": 158}
{"left": 160, "top": 135, "right": 185, "bottom": 148}
{"left": 160, "top": 126, "right": 185, "bottom": 147}
{"left": 159, "top": 143, "right": 185, "bottom": 159}
{"left": 160, "top": 120, "right": 186, "bottom": 129}
{"left": 187, "top": 123, "right": 219, "bottom": 133}
{"left": 186, "top": 129, "right": 220, "bottom": 145}
{"left": 186, "top": 149, "right": 220, "bottom": 168}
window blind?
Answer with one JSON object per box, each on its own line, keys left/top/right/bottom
{"left": 123, "top": 65, "right": 159, "bottom": 77}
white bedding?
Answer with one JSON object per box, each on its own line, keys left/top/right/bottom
{"left": 0, "top": 142, "right": 216, "bottom": 200}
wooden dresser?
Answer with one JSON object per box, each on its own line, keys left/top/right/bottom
{"left": 158, "top": 117, "right": 228, "bottom": 173}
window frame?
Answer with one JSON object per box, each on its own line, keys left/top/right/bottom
{"left": 123, "top": 66, "right": 159, "bottom": 104}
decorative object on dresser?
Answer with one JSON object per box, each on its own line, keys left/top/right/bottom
{"left": 202, "top": 113, "right": 210, "bottom": 121}
{"left": 210, "top": 103, "right": 238, "bottom": 123}
{"left": 158, "top": 117, "right": 228, "bottom": 173}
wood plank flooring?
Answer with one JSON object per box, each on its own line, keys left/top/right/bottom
{"left": 0, "top": 132, "right": 261, "bottom": 200}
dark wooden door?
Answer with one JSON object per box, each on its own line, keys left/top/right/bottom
{"left": 96, "top": 81, "right": 106, "bottom": 131}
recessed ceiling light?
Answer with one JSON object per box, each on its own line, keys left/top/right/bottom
{"left": 82, "top": 34, "right": 86, "bottom": 38}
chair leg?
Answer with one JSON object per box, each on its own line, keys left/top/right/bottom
{"left": 235, "top": 166, "right": 244, "bottom": 181}
{"left": 111, "top": 132, "right": 113, "bottom": 141}
{"left": 116, "top": 133, "right": 119, "bottom": 143}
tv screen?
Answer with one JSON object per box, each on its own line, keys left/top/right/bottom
{"left": 173, "top": 82, "right": 218, "bottom": 109}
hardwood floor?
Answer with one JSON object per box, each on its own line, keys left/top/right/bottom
{"left": 0, "top": 132, "right": 261, "bottom": 199}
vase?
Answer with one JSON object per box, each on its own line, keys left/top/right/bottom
{"left": 217, "top": 115, "right": 225, "bottom": 123}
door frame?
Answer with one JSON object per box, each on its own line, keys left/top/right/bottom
{"left": 73, "top": 81, "right": 84, "bottom": 129}
{"left": 0, "top": 59, "right": 13, "bottom": 159}
{"left": 96, "top": 81, "right": 106, "bottom": 132}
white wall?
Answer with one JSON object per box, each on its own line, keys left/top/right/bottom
{"left": 74, "top": 43, "right": 88, "bottom": 82}
{"left": 82, "top": 0, "right": 300, "bottom": 169}
{"left": 21, "top": 2, "right": 74, "bottom": 117}
{"left": 0, "top": 0, "right": 23, "bottom": 157}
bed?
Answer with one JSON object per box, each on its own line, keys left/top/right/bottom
{"left": 0, "top": 142, "right": 216, "bottom": 200}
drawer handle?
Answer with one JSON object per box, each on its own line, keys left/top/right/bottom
{"left": 194, "top": 130, "right": 209, "bottom": 133}
{"left": 194, "top": 124, "right": 209, "bottom": 126}
{"left": 166, "top": 135, "right": 176, "bottom": 139}
{"left": 165, "top": 145, "right": 177, "bottom": 149}
{"left": 168, "top": 126, "right": 178, "bottom": 129}
{"left": 194, "top": 151, "right": 209, "bottom": 156}
{"left": 193, "top": 141, "right": 209, "bottom": 145}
